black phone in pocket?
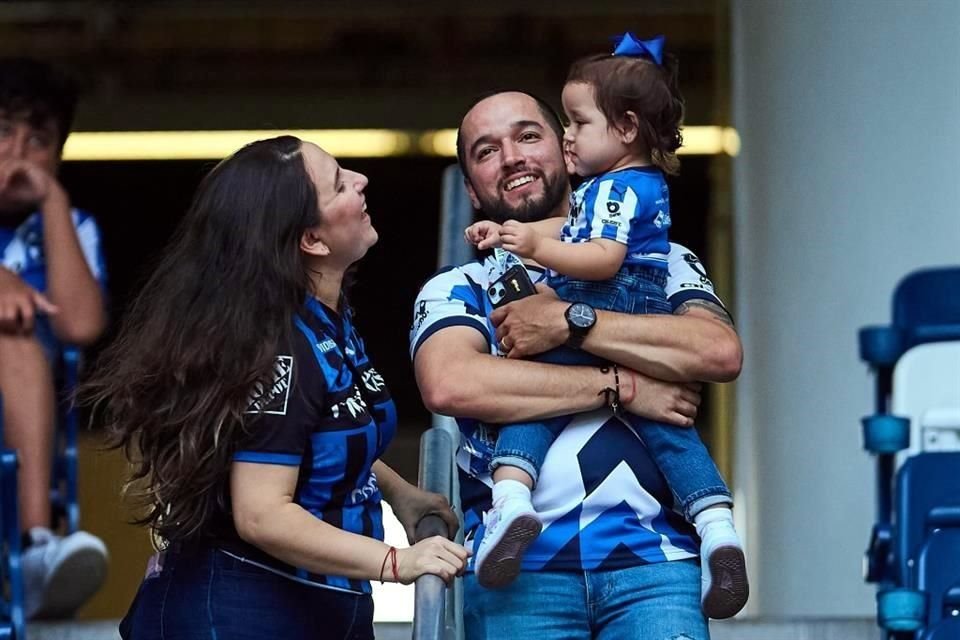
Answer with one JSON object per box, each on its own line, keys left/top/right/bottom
{"left": 488, "top": 265, "right": 537, "bottom": 308}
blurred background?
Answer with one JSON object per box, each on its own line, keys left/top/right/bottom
{"left": 1, "top": 0, "right": 957, "bottom": 629}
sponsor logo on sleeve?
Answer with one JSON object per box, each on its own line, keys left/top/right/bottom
{"left": 246, "top": 355, "right": 293, "bottom": 415}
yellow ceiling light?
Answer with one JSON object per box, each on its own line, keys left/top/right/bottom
{"left": 62, "top": 129, "right": 413, "bottom": 161}
{"left": 62, "top": 126, "right": 739, "bottom": 161}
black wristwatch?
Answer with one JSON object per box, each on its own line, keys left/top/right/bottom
{"left": 564, "top": 302, "right": 597, "bottom": 349}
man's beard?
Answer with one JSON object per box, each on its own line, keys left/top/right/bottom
{"left": 479, "top": 170, "right": 568, "bottom": 225}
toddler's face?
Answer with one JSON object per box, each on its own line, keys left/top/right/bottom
{"left": 560, "top": 82, "right": 629, "bottom": 178}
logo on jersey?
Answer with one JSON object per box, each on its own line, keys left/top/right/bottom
{"left": 350, "top": 473, "right": 380, "bottom": 504}
{"left": 246, "top": 356, "right": 293, "bottom": 415}
{"left": 361, "top": 367, "right": 386, "bottom": 394}
{"left": 330, "top": 385, "right": 368, "bottom": 420}
{"left": 682, "top": 252, "right": 713, "bottom": 289}
{"left": 412, "top": 300, "right": 429, "bottom": 332}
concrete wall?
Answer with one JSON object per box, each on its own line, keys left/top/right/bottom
{"left": 731, "top": 0, "right": 960, "bottom": 617}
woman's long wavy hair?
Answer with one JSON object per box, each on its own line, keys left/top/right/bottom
{"left": 80, "top": 135, "right": 319, "bottom": 541}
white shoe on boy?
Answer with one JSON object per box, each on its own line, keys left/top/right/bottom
{"left": 21, "top": 526, "right": 109, "bottom": 619}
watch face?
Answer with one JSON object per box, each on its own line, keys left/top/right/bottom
{"left": 567, "top": 303, "right": 596, "bottom": 329}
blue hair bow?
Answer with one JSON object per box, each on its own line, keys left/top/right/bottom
{"left": 612, "top": 33, "right": 665, "bottom": 65}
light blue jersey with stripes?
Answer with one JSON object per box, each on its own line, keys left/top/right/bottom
{"left": 410, "top": 244, "right": 724, "bottom": 572}
{"left": 0, "top": 208, "right": 106, "bottom": 360}
{"left": 557, "top": 166, "right": 671, "bottom": 282}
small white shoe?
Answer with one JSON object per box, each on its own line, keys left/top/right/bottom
{"left": 699, "top": 520, "right": 749, "bottom": 619}
{"left": 22, "top": 527, "right": 109, "bottom": 619}
{"left": 474, "top": 498, "right": 541, "bottom": 589}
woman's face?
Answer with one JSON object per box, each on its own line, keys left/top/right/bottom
{"left": 301, "top": 142, "right": 377, "bottom": 267}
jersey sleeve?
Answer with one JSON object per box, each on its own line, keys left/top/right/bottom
{"left": 72, "top": 209, "right": 107, "bottom": 288}
{"left": 235, "top": 335, "right": 324, "bottom": 466}
{"left": 584, "top": 175, "right": 648, "bottom": 245}
{"left": 410, "top": 266, "right": 491, "bottom": 361}
{"left": 664, "top": 243, "right": 726, "bottom": 311}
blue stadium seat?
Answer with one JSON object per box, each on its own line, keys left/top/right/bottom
{"left": 0, "top": 395, "right": 26, "bottom": 639}
{"left": 860, "top": 266, "right": 960, "bottom": 640}
{"left": 0, "top": 344, "right": 84, "bottom": 638}
{"left": 50, "top": 346, "right": 81, "bottom": 534}
{"left": 916, "top": 528, "right": 960, "bottom": 640}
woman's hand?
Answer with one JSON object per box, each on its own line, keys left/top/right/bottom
{"left": 395, "top": 536, "right": 470, "bottom": 585}
{"left": 389, "top": 484, "right": 460, "bottom": 544}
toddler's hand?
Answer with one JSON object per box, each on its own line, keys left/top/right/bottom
{"left": 499, "top": 220, "right": 539, "bottom": 258}
{"left": 464, "top": 221, "right": 503, "bottom": 250}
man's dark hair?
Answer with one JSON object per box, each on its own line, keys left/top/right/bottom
{"left": 0, "top": 58, "right": 79, "bottom": 150}
{"left": 455, "top": 90, "right": 565, "bottom": 182}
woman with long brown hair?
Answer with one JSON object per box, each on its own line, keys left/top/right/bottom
{"left": 82, "top": 136, "right": 467, "bottom": 639}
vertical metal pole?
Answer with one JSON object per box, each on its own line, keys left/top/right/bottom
{"left": 434, "top": 164, "right": 473, "bottom": 640}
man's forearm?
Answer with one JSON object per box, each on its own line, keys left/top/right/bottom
{"left": 581, "top": 302, "right": 742, "bottom": 383}
{"left": 492, "top": 294, "right": 742, "bottom": 384}
{"left": 415, "top": 328, "right": 610, "bottom": 424}
{"left": 40, "top": 190, "right": 105, "bottom": 344}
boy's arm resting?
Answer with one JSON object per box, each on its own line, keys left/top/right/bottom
{"left": 40, "top": 185, "right": 106, "bottom": 345}
{"left": 491, "top": 293, "right": 742, "bottom": 383}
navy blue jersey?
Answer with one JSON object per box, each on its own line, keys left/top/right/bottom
{"left": 222, "top": 297, "right": 397, "bottom": 594}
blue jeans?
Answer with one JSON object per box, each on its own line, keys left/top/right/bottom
{"left": 492, "top": 265, "right": 731, "bottom": 520}
{"left": 464, "top": 558, "right": 709, "bottom": 640}
{"left": 119, "top": 543, "right": 374, "bottom": 640}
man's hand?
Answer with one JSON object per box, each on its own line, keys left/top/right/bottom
{"left": 0, "top": 268, "right": 58, "bottom": 334}
{"left": 499, "top": 219, "right": 541, "bottom": 258}
{"left": 619, "top": 368, "right": 702, "bottom": 427}
{"left": 0, "top": 159, "right": 65, "bottom": 210}
{"left": 491, "top": 284, "right": 568, "bottom": 358}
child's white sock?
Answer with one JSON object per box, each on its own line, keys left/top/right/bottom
{"left": 491, "top": 478, "right": 532, "bottom": 508}
{"left": 693, "top": 504, "right": 735, "bottom": 537}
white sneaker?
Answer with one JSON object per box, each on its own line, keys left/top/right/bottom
{"left": 699, "top": 520, "right": 749, "bottom": 619}
{"left": 474, "top": 497, "right": 541, "bottom": 589}
{"left": 22, "top": 527, "right": 109, "bottom": 619}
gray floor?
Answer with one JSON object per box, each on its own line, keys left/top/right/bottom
{"left": 29, "top": 618, "right": 881, "bottom": 640}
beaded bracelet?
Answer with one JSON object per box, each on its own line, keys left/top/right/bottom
{"left": 598, "top": 364, "right": 623, "bottom": 416}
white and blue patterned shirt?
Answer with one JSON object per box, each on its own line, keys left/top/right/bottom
{"left": 410, "top": 243, "right": 723, "bottom": 572}
{"left": 556, "top": 166, "right": 671, "bottom": 284}
{"left": 0, "top": 208, "right": 107, "bottom": 358}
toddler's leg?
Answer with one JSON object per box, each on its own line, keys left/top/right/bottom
{"left": 627, "top": 415, "right": 748, "bottom": 619}
{"left": 477, "top": 415, "right": 571, "bottom": 589}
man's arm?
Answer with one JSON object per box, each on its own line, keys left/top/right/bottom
{"left": 490, "top": 292, "right": 742, "bottom": 384}
{"left": 414, "top": 325, "right": 701, "bottom": 426}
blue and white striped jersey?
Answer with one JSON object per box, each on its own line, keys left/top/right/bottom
{"left": 0, "top": 208, "right": 107, "bottom": 358}
{"left": 411, "top": 244, "right": 724, "bottom": 572}
{"left": 558, "top": 166, "right": 671, "bottom": 281}
{"left": 225, "top": 297, "right": 397, "bottom": 594}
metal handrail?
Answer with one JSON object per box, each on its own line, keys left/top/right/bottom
{"left": 413, "top": 428, "right": 455, "bottom": 640}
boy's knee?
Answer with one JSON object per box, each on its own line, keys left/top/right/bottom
{"left": 0, "top": 332, "right": 52, "bottom": 383}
